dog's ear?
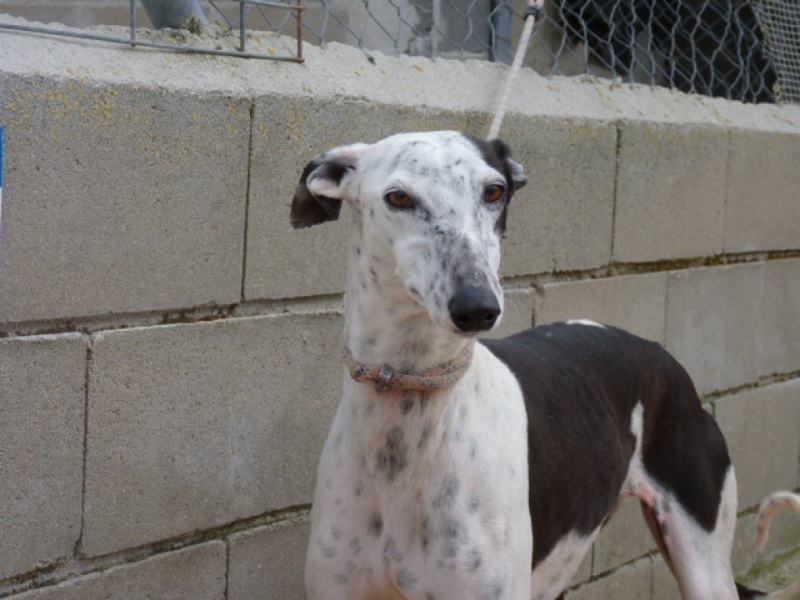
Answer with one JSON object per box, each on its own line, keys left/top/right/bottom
{"left": 488, "top": 139, "right": 527, "bottom": 192}
{"left": 290, "top": 143, "right": 368, "bottom": 229}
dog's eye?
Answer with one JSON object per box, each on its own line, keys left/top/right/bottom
{"left": 384, "top": 190, "right": 415, "bottom": 210}
{"left": 484, "top": 184, "right": 506, "bottom": 204}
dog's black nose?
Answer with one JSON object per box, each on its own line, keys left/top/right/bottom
{"left": 448, "top": 286, "right": 501, "bottom": 333}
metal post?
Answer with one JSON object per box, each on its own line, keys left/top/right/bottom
{"left": 240, "top": 1, "right": 246, "bottom": 52}
{"left": 491, "top": 0, "right": 512, "bottom": 64}
{"left": 141, "top": 0, "right": 209, "bottom": 29}
{"left": 130, "top": 0, "right": 137, "bottom": 45}
{"left": 297, "top": 0, "right": 304, "bottom": 61}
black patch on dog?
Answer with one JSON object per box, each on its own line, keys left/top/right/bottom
{"left": 462, "top": 134, "right": 527, "bottom": 235}
{"left": 290, "top": 156, "right": 351, "bottom": 229}
{"left": 482, "top": 323, "right": 732, "bottom": 569}
{"left": 369, "top": 512, "right": 383, "bottom": 537}
{"left": 376, "top": 426, "right": 409, "bottom": 482}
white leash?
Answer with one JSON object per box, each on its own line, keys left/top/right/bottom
{"left": 487, "top": 0, "right": 544, "bottom": 140}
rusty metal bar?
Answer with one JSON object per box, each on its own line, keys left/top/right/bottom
{"left": 0, "top": 0, "right": 305, "bottom": 63}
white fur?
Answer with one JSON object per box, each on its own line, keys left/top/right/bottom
{"left": 304, "top": 132, "right": 531, "bottom": 599}
{"left": 299, "top": 131, "right": 798, "bottom": 600}
{"left": 625, "top": 402, "right": 739, "bottom": 600}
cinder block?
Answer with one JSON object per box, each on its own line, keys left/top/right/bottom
{"left": 484, "top": 287, "right": 535, "bottom": 339}
{"left": 497, "top": 115, "right": 617, "bottom": 277}
{"left": 533, "top": 273, "right": 667, "bottom": 343}
{"left": 652, "top": 556, "right": 681, "bottom": 600}
{"left": 757, "top": 504, "right": 800, "bottom": 557}
{"left": 244, "top": 96, "right": 467, "bottom": 300}
{"left": 725, "top": 130, "right": 800, "bottom": 253}
{"left": 565, "top": 557, "right": 653, "bottom": 600}
{"left": 715, "top": 379, "right": 800, "bottom": 511}
{"left": 83, "top": 312, "right": 343, "bottom": 556}
{"left": 0, "top": 76, "right": 249, "bottom": 322}
{"left": 761, "top": 258, "right": 800, "bottom": 376}
{"left": 665, "top": 263, "right": 765, "bottom": 395}
{"left": 228, "top": 518, "right": 310, "bottom": 600}
{"left": 732, "top": 513, "right": 759, "bottom": 575}
{"left": 730, "top": 510, "right": 800, "bottom": 579}
{"left": 593, "top": 497, "right": 656, "bottom": 576}
{"left": 7, "top": 542, "right": 226, "bottom": 600}
{"left": 613, "top": 121, "right": 727, "bottom": 263}
{"left": 0, "top": 334, "right": 86, "bottom": 580}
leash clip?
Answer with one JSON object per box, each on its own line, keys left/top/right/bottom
{"left": 375, "top": 365, "right": 395, "bottom": 392}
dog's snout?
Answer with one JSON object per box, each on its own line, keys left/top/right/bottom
{"left": 448, "top": 286, "right": 501, "bottom": 333}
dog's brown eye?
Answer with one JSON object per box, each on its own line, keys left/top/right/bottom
{"left": 484, "top": 184, "right": 506, "bottom": 204}
{"left": 385, "top": 190, "right": 415, "bottom": 210}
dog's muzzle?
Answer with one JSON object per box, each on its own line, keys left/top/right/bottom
{"left": 448, "top": 285, "right": 501, "bottom": 333}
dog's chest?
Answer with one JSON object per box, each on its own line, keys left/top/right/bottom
{"left": 308, "top": 347, "right": 532, "bottom": 599}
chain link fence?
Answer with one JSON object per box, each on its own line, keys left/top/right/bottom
{"left": 289, "top": 0, "right": 796, "bottom": 104}
{"left": 1, "top": 0, "right": 798, "bottom": 104}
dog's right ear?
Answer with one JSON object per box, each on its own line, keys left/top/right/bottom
{"left": 290, "top": 143, "right": 368, "bottom": 229}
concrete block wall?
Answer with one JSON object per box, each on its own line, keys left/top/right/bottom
{"left": 1, "top": 15, "right": 799, "bottom": 599}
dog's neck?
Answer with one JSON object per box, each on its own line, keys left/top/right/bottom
{"left": 344, "top": 229, "right": 471, "bottom": 375}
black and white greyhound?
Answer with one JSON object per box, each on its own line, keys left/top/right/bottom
{"left": 291, "top": 131, "right": 799, "bottom": 600}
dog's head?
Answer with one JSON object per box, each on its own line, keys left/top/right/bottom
{"left": 291, "top": 131, "right": 526, "bottom": 336}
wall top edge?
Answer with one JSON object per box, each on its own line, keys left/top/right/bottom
{"left": 1, "top": 14, "right": 799, "bottom": 134}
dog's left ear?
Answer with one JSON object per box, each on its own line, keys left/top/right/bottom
{"left": 488, "top": 139, "right": 527, "bottom": 192}
{"left": 290, "top": 143, "right": 368, "bottom": 229}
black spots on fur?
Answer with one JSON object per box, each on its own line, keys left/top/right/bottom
{"left": 369, "top": 267, "right": 380, "bottom": 288}
{"left": 421, "top": 513, "right": 432, "bottom": 553}
{"left": 433, "top": 474, "right": 461, "bottom": 511}
{"left": 333, "top": 572, "right": 349, "bottom": 585}
{"left": 376, "top": 426, "right": 409, "bottom": 482}
{"left": 369, "top": 511, "right": 383, "bottom": 537}
{"left": 466, "top": 548, "right": 483, "bottom": 573}
{"left": 349, "top": 536, "right": 362, "bottom": 556}
{"left": 485, "top": 577, "right": 506, "bottom": 600}
{"left": 384, "top": 536, "right": 403, "bottom": 563}
{"left": 396, "top": 567, "right": 418, "bottom": 590}
{"left": 354, "top": 481, "right": 365, "bottom": 497}
{"left": 425, "top": 593, "right": 436, "bottom": 600}
{"left": 400, "top": 393, "right": 415, "bottom": 415}
{"left": 661, "top": 521, "right": 670, "bottom": 536}
{"left": 331, "top": 526, "right": 343, "bottom": 540}
{"left": 468, "top": 496, "right": 480, "bottom": 514}
{"left": 468, "top": 436, "right": 479, "bottom": 459}
{"left": 440, "top": 516, "right": 467, "bottom": 559}
{"left": 321, "top": 545, "right": 337, "bottom": 558}
{"left": 419, "top": 418, "right": 433, "bottom": 449}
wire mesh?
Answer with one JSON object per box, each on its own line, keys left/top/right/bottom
{"left": 0, "top": 0, "right": 797, "bottom": 104}
{"left": 752, "top": 0, "right": 800, "bottom": 104}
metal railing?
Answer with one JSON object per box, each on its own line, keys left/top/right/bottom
{"left": 1, "top": 0, "right": 798, "bottom": 104}
{"left": 0, "top": 0, "right": 305, "bottom": 62}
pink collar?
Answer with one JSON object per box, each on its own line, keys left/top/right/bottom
{"left": 345, "top": 341, "right": 475, "bottom": 393}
